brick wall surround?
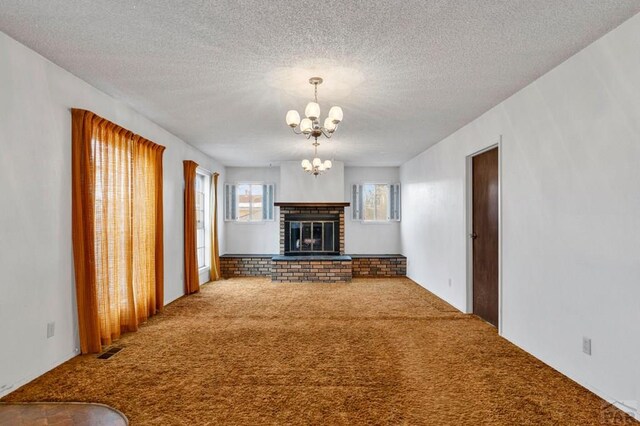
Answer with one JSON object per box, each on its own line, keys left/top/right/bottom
{"left": 279, "top": 206, "right": 345, "bottom": 255}
{"left": 220, "top": 254, "right": 407, "bottom": 280}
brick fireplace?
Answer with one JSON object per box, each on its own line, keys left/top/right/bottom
{"left": 219, "top": 201, "right": 406, "bottom": 283}
{"left": 276, "top": 202, "right": 348, "bottom": 255}
{"left": 272, "top": 202, "right": 350, "bottom": 282}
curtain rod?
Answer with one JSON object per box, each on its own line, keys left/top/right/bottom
{"left": 196, "top": 165, "right": 219, "bottom": 176}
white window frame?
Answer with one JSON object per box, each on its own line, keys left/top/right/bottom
{"left": 224, "top": 182, "right": 275, "bottom": 223}
{"left": 352, "top": 182, "right": 401, "bottom": 223}
{"left": 195, "top": 168, "right": 212, "bottom": 279}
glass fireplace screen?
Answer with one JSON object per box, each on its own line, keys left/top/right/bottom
{"left": 286, "top": 221, "right": 337, "bottom": 254}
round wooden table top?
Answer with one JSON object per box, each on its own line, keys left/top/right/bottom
{"left": 0, "top": 402, "right": 128, "bottom": 425}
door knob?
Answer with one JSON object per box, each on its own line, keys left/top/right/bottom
{"left": 469, "top": 232, "right": 478, "bottom": 240}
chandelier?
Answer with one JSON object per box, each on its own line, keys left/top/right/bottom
{"left": 285, "top": 77, "right": 343, "bottom": 176}
{"left": 300, "top": 143, "right": 332, "bottom": 176}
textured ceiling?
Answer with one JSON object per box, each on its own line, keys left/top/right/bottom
{"left": 1, "top": 1, "right": 639, "bottom": 166}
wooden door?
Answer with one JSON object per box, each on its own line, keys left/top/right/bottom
{"left": 472, "top": 147, "right": 499, "bottom": 327}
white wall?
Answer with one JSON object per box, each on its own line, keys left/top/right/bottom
{"left": 401, "top": 14, "right": 640, "bottom": 415}
{"left": 344, "top": 167, "right": 401, "bottom": 254}
{"left": 224, "top": 165, "right": 402, "bottom": 255}
{"left": 224, "top": 167, "right": 280, "bottom": 254}
{"left": 279, "top": 161, "right": 345, "bottom": 202}
{"left": 222, "top": 162, "right": 346, "bottom": 255}
{"left": 0, "top": 31, "right": 225, "bottom": 397}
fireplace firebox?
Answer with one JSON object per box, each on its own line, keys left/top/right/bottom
{"left": 284, "top": 214, "right": 339, "bottom": 255}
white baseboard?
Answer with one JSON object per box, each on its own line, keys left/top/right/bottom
{"left": 583, "top": 385, "right": 638, "bottom": 421}
{"left": 0, "top": 349, "right": 79, "bottom": 398}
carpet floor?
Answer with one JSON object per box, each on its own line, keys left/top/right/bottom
{"left": 2, "top": 277, "right": 634, "bottom": 425}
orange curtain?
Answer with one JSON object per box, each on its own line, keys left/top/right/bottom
{"left": 183, "top": 160, "right": 200, "bottom": 294}
{"left": 71, "top": 109, "right": 165, "bottom": 354}
{"left": 210, "top": 172, "right": 221, "bottom": 281}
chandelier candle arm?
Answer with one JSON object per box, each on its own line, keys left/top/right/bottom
{"left": 323, "top": 117, "right": 336, "bottom": 132}
{"left": 300, "top": 118, "right": 313, "bottom": 134}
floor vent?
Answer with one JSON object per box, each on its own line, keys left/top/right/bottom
{"left": 97, "top": 347, "right": 123, "bottom": 360}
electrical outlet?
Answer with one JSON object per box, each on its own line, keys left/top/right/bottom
{"left": 47, "top": 322, "right": 55, "bottom": 338}
{"left": 582, "top": 337, "right": 591, "bottom": 355}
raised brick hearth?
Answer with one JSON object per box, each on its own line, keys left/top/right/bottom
{"left": 351, "top": 255, "right": 407, "bottom": 277}
{"left": 219, "top": 255, "right": 272, "bottom": 277}
{"left": 220, "top": 254, "right": 406, "bottom": 281}
{"left": 271, "top": 255, "right": 352, "bottom": 282}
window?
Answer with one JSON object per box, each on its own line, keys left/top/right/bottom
{"left": 71, "top": 109, "right": 165, "bottom": 353}
{"left": 224, "top": 183, "right": 275, "bottom": 222}
{"left": 352, "top": 183, "right": 401, "bottom": 222}
{"left": 195, "top": 170, "right": 211, "bottom": 270}
{"left": 238, "top": 183, "right": 263, "bottom": 221}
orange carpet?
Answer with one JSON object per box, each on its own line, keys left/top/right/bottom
{"left": 2, "top": 277, "right": 635, "bottom": 425}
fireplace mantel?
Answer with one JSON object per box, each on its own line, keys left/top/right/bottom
{"left": 274, "top": 202, "right": 350, "bottom": 207}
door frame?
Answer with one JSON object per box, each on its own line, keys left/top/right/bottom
{"left": 465, "top": 137, "right": 503, "bottom": 332}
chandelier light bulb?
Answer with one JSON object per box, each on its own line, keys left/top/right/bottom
{"left": 312, "top": 157, "right": 322, "bottom": 167}
{"left": 328, "top": 106, "right": 343, "bottom": 124}
{"left": 323, "top": 160, "right": 332, "bottom": 169}
{"left": 286, "top": 110, "right": 301, "bottom": 127}
{"left": 323, "top": 117, "right": 336, "bottom": 132}
{"left": 318, "top": 164, "right": 326, "bottom": 172}
{"left": 301, "top": 159, "right": 311, "bottom": 169}
{"left": 305, "top": 102, "right": 320, "bottom": 120}
{"left": 300, "top": 118, "right": 313, "bottom": 134}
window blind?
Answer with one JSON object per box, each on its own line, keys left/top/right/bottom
{"left": 262, "top": 183, "right": 275, "bottom": 221}
{"left": 224, "top": 183, "right": 236, "bottom": 221}
{"left": 352, "top": 184, "right": 363, "bottom": 220}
